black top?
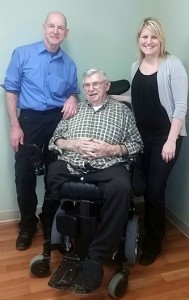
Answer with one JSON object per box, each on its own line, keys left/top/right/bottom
{"left": 131, "top": 68, "right": 171, "bottom": 135}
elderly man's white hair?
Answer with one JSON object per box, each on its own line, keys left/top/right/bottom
{"left": 82, "top": 68, "right": 108, "bottom": 83}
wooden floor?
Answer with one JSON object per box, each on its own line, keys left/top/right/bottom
{"left": 1, "top": 206, "right": 189, "bottom": 300}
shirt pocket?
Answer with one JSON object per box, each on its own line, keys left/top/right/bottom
{"left": 49, "top": 75, "right": 71, "bottom": 98}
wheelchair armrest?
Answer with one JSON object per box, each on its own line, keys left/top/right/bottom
{"left": 128, "top": 154, "right": 139, "bottom": 163}
{"left": 128, "top": 154, "right": 146, "bottom": 197}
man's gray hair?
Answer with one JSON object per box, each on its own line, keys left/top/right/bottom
{"left": 82, "top": 68, "right": 108, "bottom": 83}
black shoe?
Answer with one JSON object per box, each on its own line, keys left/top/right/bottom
{"left": 139, "top": 250, "right": 160, "bottom": 266}
{"left": 80, "top": 259, "right": 104, "bottom": 290}
{"left": 16, "top": 229, "right": 37, "bottom": 251}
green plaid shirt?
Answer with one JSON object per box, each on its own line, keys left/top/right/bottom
{"left": 49, "top": 98, "right": 143, "bottom": 173}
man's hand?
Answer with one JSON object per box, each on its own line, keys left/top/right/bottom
{"left": 62, "top": 95, "right": 78, "bottom": 119}
{"left": 55, "top": 138, "right": 121, "bottom": 159}
{"left": 10, "top": 125, "right": 24, "bottom": 152}
{"left": 73, "top": 138, "right": 115, "bottom": 159}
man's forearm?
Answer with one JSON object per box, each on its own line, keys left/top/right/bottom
{"left": 6, "top": 92, "right": 20, "bottom": 127}
{"left": 55, "top": 138, "right": 75, "bottom": 151}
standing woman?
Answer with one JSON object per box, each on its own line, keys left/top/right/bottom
{"left": 131, "top": 17, "right": 188, "bottom": 265}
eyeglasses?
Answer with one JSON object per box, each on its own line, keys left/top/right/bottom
{"left": 83, "top": 80, "right": 106, "bottom": 90}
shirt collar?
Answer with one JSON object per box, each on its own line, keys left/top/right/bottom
{"left": 87, "top": 97, "right": 110, "bottom": 109}
{"left": 37, "top": 41, "right": 63, "bottom": 60}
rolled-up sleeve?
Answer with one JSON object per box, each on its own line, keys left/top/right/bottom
{"left": 48, "top": 119, "right": 68, "bottom": 154}
{"left": 4, "top": 49, "right": 22, "bottom": 92}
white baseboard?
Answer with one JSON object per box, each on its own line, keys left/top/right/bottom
{"left": 0, "top": 206, "right": 42, "bottom": 223}
{"left": 1, "top": 205, "right": 189, "bottom": 240}
{"left": 166, "top": 207, "right": 189, "bottom": 239}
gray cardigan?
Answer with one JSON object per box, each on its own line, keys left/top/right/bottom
{"left": 131, "top": 55, "right": 188, "bottom": 136}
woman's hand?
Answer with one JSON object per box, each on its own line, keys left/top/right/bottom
{"left": 161, "top": 140, "right": 176, "bottom": 163}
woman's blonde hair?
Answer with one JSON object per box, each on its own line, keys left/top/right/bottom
{"left": 137, "top": 17, "right": 169, "bottom": 61}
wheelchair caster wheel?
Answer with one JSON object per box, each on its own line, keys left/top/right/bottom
{"left": 29, "top": 255, "right": 51, "bottom": 278}
{"left": 108, "top": 272, "right": 128, "bottom": 299}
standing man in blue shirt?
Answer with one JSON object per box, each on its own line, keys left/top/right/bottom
{"left": 3, "top": 11, "right": 80, "bottom": 250}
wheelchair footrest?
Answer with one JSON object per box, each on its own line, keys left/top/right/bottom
{"left": 48, "top": 256, "right": 92, "bottom": 294}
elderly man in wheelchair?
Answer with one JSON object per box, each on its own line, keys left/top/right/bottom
{"left": 30, "top": 68, "right": 143, "bottom": 297}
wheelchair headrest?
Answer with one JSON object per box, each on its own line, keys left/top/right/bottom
{"left": 107, "top": 79, "right": 130, "bottom": 95}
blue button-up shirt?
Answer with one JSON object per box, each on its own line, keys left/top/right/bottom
{"left": 3, "top": 41, "right": 80, "bottom": 110}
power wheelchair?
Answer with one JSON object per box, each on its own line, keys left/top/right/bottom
{"left": 29, "top": 79, "right": 142, "bottom": 299}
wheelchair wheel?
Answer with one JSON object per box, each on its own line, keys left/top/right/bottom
{"left": 51, "top": 204, "right": 65, "bottom": 245}
{"left": 108, "top": 272, "right": 128, "bottom": 299}
{"left": 125, "top": 214, "right": 139, "bottom": 264}
{"left": 29, "top": 255, "right": 51, "bottom": 278}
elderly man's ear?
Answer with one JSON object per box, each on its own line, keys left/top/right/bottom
{"left": 105, "top": 81, "right": 111, "bottom": 92}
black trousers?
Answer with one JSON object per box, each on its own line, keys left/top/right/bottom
{"left": 15, "top": 108, "right": 62, "bottom": 231}
{"left": 140, "top": 131, "right": 183, "bottom": 252}
{"left": 47, "top": 160, "right": 132, "bottom": 262}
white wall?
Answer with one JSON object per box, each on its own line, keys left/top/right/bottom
{"left": 0, "top": 0, "right": 159, "bottom": 220}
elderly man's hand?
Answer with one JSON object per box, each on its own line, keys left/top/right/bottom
{"left": 74, "top": 138, "right": 114, "bottom": 159}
